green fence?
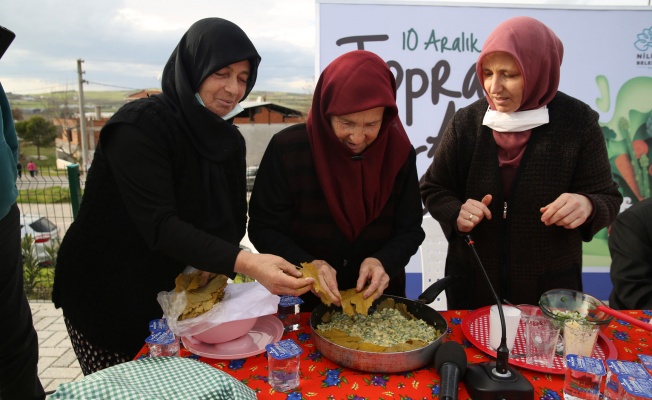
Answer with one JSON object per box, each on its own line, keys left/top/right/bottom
{"left": 18, "top": 164, "right": 83, "bottom": 301}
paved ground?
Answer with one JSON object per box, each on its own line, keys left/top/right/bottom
{"left": 29, "top": 233, "right": 258, "bottom": 396}
{"left": 30, "top": 301, "right": 83, "bottom": 396}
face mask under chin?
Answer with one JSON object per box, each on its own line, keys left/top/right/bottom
{"left": 194, "top": 93, "right": 244, "bottom": 120}
{"left": 482, "top": 106, "right": 549, "bottom": 132}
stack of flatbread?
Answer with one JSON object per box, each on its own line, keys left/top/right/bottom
{"left": 174, "top": 271, "right": 228, "bottom": 321}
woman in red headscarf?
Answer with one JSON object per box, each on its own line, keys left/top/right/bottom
{"left": 248, "top": 50, "right": 425, "bottom": 312}
{"left": 420, "top": 16, "right": 622, "bottom": 310}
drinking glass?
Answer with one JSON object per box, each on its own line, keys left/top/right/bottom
{"left": 525, "top": 315, "right": 560, "bottom": 368}
{"left": 562, "top": 319, "right": 599, "bottom": 366}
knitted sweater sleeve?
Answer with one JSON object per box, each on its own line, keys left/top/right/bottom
{"left": 565, "top": 100, "right": 622, "bottom": 241}
{"left": 420, "top": 109, "right": 470, "bottom": 241}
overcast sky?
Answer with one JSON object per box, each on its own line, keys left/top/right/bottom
{"left": 1, "top": 0, "right": 648, "bottom": 95}
{"left": 0, "top": 0, "right": 319, "bottom": 94}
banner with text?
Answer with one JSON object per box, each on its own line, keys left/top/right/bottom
{"left": 318, "top": 2, "right": 652, "bottom": 281}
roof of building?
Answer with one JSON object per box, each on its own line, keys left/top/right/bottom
{"left": 124, "top": 92, "right": 303, "bottom": 117}
{"left": 238, "top": 100, "right": 304, "bottom": 117}
{"left": 126, "top": 89, "right": 162, "bottom": 100}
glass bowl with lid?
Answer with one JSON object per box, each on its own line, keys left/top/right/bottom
{"left": 538, "top": 288, "right": 613, "bottom": 332}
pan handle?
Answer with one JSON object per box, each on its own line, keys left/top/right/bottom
{"left": 417, "top": 275, "right": 458, "bottom": 305}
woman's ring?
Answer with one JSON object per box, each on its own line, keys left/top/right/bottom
{"left": 467, "top": 214, "right": 474, "bottom": 221}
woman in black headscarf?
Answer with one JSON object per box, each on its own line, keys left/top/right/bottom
{"left": 53, "top": 18, "right": 313, "bottom": 375}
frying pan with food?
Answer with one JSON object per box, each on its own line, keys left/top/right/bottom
{"left": 310, "top": 275, "right": 456, "bottom": 373}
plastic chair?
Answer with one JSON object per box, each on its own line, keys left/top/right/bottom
{"left": 420, "top": 216, "right": 449, "bottom": 310}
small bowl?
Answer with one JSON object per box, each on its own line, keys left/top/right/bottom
{"left": 538, "top": 289, "right": 613, "bottom": 332}
{"left": 193, "top": 317, "right": 258, "bottom": 344}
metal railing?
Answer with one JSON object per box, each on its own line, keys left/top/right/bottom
{"left": 17, "top": 164, "right": 83, "bottom": 301}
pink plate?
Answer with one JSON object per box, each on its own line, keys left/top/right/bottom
{"left": 182, "top": 315, "right": 283, "bottom": 360}
{"left": 461, "top": 306, "right": 618, "bottom": 375}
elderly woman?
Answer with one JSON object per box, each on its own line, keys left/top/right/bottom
{"left": 53, "top": 18, "right": 313, "bottom": 375}
{"left": 248, "top": 50, "right": 425, "bottom": 312}
{"left": 420, "top": 16, "right": 622, "bottom": 310}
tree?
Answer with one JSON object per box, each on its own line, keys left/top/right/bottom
{"left": 11, "top": 107, "right": 24, "bottom": 121}
{"left": 16, "top": 116, "right": 57, "bottom": 160}
{"left": 14, "top": 120, "right": 27, "bottom": 135}
{"left": 44, "top": 89, "right": 75, "bottom": 133}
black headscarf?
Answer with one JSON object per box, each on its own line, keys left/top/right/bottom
{"left": 161, "top": 17, "right": 260, "bottom": 161}
{"left": 159, "top": 17, "right": 261, "bottom": 241}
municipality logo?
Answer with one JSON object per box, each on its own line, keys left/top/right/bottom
{"left": 634, "top": 26, "right": 652, "bottom": 51}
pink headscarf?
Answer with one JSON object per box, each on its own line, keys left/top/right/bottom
{"left": 307, "top": 50, "right": 411, "bottom": 241}
{"left": 476, "top": 17, "right": 564, "bottom": 169}
{"left": 476, "top": 16, "right": 564, "bottom": 112}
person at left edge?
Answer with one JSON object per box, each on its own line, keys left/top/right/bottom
{"left": 52, "top": 18, "right": 314, "bottom": 375}
{"left": 248, "top": 50, "right": 425, "bottom": 312}
{"left": 0, "top": 23, "right": 46, "bottom": 398}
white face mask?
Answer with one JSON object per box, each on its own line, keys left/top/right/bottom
{"left": 194, "top": 93, "right": 244, "bottom": 121}
{"left": 482, "top": 106, "right": 549, "bottom": 132}
{"left": 220, "top": 103, "right": 244, "bottom": 120}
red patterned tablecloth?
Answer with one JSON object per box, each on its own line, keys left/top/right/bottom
{"left": 135, "top": 310, "right": 652, "bottom": 399}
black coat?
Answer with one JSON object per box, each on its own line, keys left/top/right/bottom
{"left": 53, "top": 97, "right": 244, "bottom": 355}
{"left": 248, "top": 124, "right": 425, "bottom": 311}
{"left": 421, "top": 92, "right": 622, "bottom": 310}
{"left": 609, "top": 198, "right": 652, "bottom": 310}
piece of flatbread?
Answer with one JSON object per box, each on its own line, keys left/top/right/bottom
{"left": 299, "top": 262, "right": 335, "bottom": 305}
{"left": 340, "top": 288, "right": 375, "bottom": 316}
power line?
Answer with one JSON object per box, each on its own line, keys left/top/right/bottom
{"left": 85, "top": 80, "right": 143, "bottom": 91}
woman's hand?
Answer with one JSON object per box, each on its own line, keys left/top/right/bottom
{"left": 234, "top": 251, "right": 314, "bottom": 297}
{"left": 196, "top": 270, "right": 215, "bottom": 287}
{"left": 457, "top": 194, "right": 493, "bottom": 232}
{"left": 309, "top": 260, "right": 342, "bottom": 307}
{"left": 540, "top": 193, "right": 592, "bottom": 229}
{"left": 357, "top": 257, "right": 389, "bottom": 300}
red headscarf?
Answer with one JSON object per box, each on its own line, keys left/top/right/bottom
{"left": 307, "top": 50, "right": 411, "bottom": 241}
{"left": 476, "top": 17, "right": 564, "bottom": 168}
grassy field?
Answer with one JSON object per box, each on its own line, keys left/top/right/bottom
{"left": 8, "top": 89, "right": 313, "bottom": 115}
{"left": 18, "top": 142, "right": 60, "bottom": 171}
{"left": 16, "top": 142, "right": 74, "bottom": 203}
{"left": 8, "top": 90, "right": 136, "bottom": 114}
{"left": 17, "top": 186, "right": 73, "bottom": 204}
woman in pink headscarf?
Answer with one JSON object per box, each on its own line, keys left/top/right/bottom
{"left": 420, "top": 16, "right": 622, "bottom": 310}
{"left": 249, "top": 50, "right": 425, "bottom": 312}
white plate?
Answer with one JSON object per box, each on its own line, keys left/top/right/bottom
{"left": 182, "top": 315, "right": 284, "bottom": 360}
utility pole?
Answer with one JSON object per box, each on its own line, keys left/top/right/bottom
{"left": 76, "top": 59, "right": 88, "bottom": 172}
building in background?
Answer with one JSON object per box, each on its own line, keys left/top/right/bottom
{"left": 53, "top": 93, "right": 305, "bottom": 172}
